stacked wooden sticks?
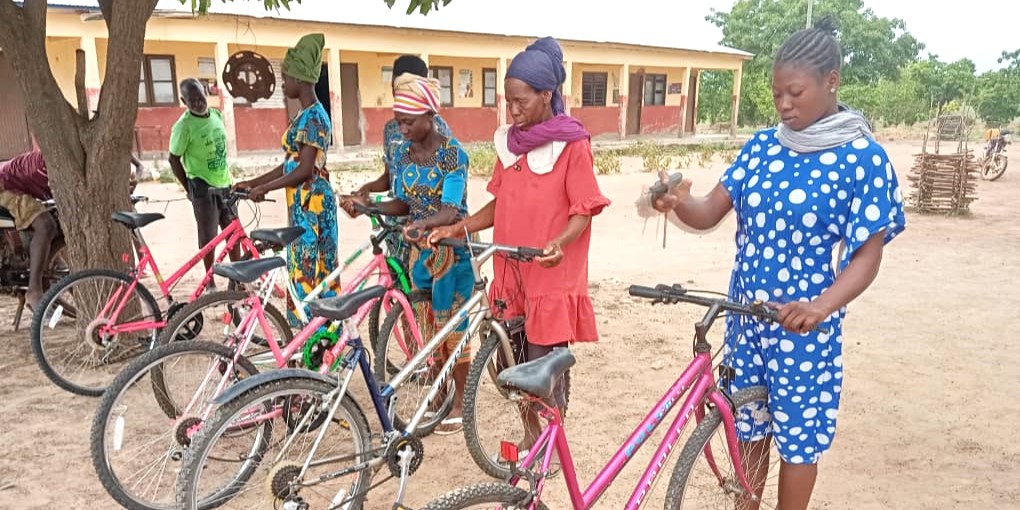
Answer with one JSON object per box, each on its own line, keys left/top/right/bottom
{"left": 907, "top": 151, "right": 979, "bottom": 213}
{"left": 907, "top": 111, "right": 979, "bottom": 214}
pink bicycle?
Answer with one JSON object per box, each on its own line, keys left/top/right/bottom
{"left": 30, "top": 189, "right": 279, "bottom": 396}
{"left": 421, "top": 283, "right": 823, "bottom": 510}
{"left": 89, "top": 210, "right": 427, "bottom": 510}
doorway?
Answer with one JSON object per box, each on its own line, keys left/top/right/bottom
{"left": 685, "top": 70, "right": 699, "bottom": 135}
{"left": 339, "top": 63, "right": 361, "bottom": 146}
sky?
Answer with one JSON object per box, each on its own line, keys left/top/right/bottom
{"left": 141, "top": 0, "right": 1019, "bottom": 71}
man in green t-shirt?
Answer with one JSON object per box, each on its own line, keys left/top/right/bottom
{"left": 168, "top": 78, "right": 237, "bottom": 280}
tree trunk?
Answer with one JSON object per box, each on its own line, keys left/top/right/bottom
{"left": 0, "top": 0, "right": 157, "bottom": 272}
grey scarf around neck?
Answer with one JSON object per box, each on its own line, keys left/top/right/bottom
{"left": 776, "top": 104, "right": 874, "bottom": 153}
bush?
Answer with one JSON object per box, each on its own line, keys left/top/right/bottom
{"left": 638, "top": 142, "right": 672, "bottom": 172}
{"left": 465, "top": 144, "right": 497, "bottom": 177}
{"left": 157, "top": 170, "right": 176, "bottom": 184}
{"left": 593, "top": 151, "right": 622, "bottom": 175}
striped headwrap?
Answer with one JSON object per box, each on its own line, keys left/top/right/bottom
{"left": 393, "top": 72, "right": 441, "bottom": 115}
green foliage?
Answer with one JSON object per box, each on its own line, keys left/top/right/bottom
{"left": 187, "top": 0, "right": 450, "bottom": 16}
{"left": 157, "top": 170, "right": 177, "bottom": 184}
{"left": 637, "top": 142, "right": 672, "bottom": 172}
{"left": 593, "top": 151, "right": 622, "bottom": 175}
{"left": 975, "top": 50, "right": 1020, "bottom": 126}
{"left": 465, "top": 144, "right": 497, "bottom": 177}
{"left": 903, "top": 58, "right": 977, "bottom": 111}
{"left": 706, "top": 0, "right": 923, "bottom": 126}
{"left": 697, "top": 71, "right": 734, "bottom": 125}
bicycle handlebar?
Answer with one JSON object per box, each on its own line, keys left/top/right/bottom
{"left": 226, "top": 188, "right": 276, "bottom": 204}
{"left": 404, "top": 228, "right": 545, "bottom": 261}
{"left": 629, "top": 283, "right": 830, "bottom": 334}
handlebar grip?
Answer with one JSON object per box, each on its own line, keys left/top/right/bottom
{"left": 628, "top": 285, "right": 665, "bottom": 300}
{"left": 438, "top": 237, "right": 467, "bottom": 248}
{"left": 648, "top": 172, "right": 684, "bottom": 196}
{"left": 518, "top": 247, "right": 546, "bottom": 259}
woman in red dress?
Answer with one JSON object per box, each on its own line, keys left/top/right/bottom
{"left": 430, "top": 37, "right": 609, "bottom": 444}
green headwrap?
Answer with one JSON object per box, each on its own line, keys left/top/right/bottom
{"left": 282, "top": 33, "right": 324, "bottom": 84}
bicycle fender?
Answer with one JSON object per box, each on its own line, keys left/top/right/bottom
{"left": 213, "top": 368, "right": 337, "bottom": 405}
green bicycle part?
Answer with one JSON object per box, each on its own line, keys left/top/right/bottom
{"left": 341, "top": 246, "right": 365, "bottom": 267}
{"left": 385, "top": 256, "right": 412, "bottom": 294}
{"left": 301, "top": 329, "right": 342, "bottom": 370}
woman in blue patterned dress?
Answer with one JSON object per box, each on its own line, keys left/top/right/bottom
{"left": 342, "top": 72, "right": 472, "bottom": 434}
{"left": 236, "top": 33, "right": 339, "bottom": 326}
{"left": 654, "top": 18, "right": 905, "bottom": 509}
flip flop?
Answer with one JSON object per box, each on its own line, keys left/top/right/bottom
{"left": 434, "top": 417, "right": 463, "bottom": 436}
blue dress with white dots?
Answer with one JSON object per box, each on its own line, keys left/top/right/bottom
{"left": 719, "top": 127, "right": 905, "bottom": 464}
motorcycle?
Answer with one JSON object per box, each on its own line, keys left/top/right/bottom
{"left": 980, "top": 128, "right": 1010, "bottom": 181}
{"left": 0, "top": 200, "right": 67, "bottom": 330}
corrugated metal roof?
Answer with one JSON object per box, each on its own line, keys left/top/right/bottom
{"left": 44, "top": 0, "right": 751, "bottom": 58}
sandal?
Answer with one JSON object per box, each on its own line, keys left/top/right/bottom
{"left": 435, "top": 417, "right": 463, "bottom": 436}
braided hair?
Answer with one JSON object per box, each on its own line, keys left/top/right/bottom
{"left": 774, "top": 16, "right": 842, "bottom": 78}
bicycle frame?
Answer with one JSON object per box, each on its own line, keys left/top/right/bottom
{"left": 508, "top": 297, "right": 763, "bottom": 510}
{"left": 97, "top": 217, "right": 261, "bottom": 337}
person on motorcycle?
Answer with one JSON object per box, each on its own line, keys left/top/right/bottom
{"left": 0, "top": 150, "right": 61, "bottom": 309}
{"left": 0, "top": 150, "right": 142, "bottom": 308}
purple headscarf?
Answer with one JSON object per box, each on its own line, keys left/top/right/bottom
{"left": 505, "top": 37, "right": 589, "bottom": 155}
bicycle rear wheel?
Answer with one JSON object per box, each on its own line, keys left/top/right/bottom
{"left": 418, "top": 482, "right": 549, "bottom": 510}
{"left": 176, "top": 377, "right": 372, "bottom": 510}
{"left": 31, "top": 269, "right": 161, "bottom": 396}
{"left": 663, "top": 386, "right": 779, "bottom": 509}
{"left": 463, "top": 330, "right": 571, "bottom": 480}
{"left": 91, "top": 341, "right": 260, "bottom": 510}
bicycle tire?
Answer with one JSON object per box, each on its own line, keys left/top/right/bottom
{"left": 91, "top": 341, "right": 260, "bottom": 510}
{"left": 152, "top": 290, "right": 291, "bottom": 419}
{"left": 663, "top": 386, "right": 771, "bottom": 509}
{"left": 373, "top": 289, "right": 432, "bottom": 376}
{"left": 31, "top": 268, "right": 162, "bottom": 396}
{"left": 418, "top": 482, "right": 550, "bottom": 510}
{"left": 374, "top": 291, "right": 453, "bottom": 436}
{"left": 176, "top": 377, "right": 372, "bottom": 510}
{"left": 982, "top": 155, "right": 1007, "bottom": 181}
{"left": 462, "top": 330, "right": 571, "bottom": 480}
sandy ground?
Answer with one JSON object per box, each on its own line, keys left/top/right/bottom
{"left": 0, "top": 139, "right": 1017, "bottom": 509}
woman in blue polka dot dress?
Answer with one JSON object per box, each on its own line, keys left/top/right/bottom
{"left": 654, "top": 18, "right": 905, "bottom": 509}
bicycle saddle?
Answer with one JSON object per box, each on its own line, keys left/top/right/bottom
{"left": 497, "top": 347, "right": 576, "bottom": 400}
{"left": 250, "top": 226, "right": 305, "bottom": 248}
{"left": 212, "top": 257, "right": 285, "bottom": 283}
{"left": 111, "top": 211, "right": 164, "bottom": 229}
{"left": 307, "top": 286, "right": 386, "bottom": 321}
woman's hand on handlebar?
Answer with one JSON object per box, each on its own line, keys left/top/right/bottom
{"left": 426, "top": 222, "right": 466, "bottom": 246}
{"left": 535, "top": 241, "right": 564, "bottom": 268}
{"left": 339, "top": 194, "right": 368, "bottom": 218}
{"left": 769, "top": 300, "right": 831, "bottom": 335}
{"left": 403, "top": 223, "right": 428, "bottom": 244}
{"left": 652, "top": 171, "right": 693, "bottom": 213}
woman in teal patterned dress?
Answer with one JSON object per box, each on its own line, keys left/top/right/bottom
{"left": 236, "top": 33, "right": 340, "bottom": 326}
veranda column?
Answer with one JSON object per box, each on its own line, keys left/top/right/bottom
{"left": 214, "top": 41, "right": 238, "bottom": 157}
{"left": 562, "top": 60, "right": 573, "bottom": 116}
{"left": 730, "top": 66, "right": 743, "bottom": 138}
{"left": 496, "top": 56, "right": 508, "bottom": 126}
{"left": 678, "top": 67, "right": 692, "bottom": 137}
{"left": 618, "top": 63, "right": 630, "bottom": 139}
{"left": 79, "top": 36, "right": 101, "bottom": 114}
{"left": 327, "top": 46, "right": 345, "bottom": 151}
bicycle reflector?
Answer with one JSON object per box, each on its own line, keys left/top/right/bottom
{"left": 500, "top": 441, "right": 519, "bottom": 463}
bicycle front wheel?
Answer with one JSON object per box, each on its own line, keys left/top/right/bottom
{"left": 664, "top": 386, "right": 778, "bottom": 509}
{"left": 31, "top": 269, "right": 161, "bottom": 396}
{"left": 176, "top": 377, "right": 373, "bottom": 510}
{"left": 374, "top": 290, "right": 454, "bottom": 436}
{"left": 418, "top": 482, "right": 550, "bottom": 510}
{"left": 91, "top": 341, "right": 260, "bottom": 510}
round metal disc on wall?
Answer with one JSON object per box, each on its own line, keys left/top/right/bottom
{"left": 221, "top": 51, "right": 275, "bottom": 103}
